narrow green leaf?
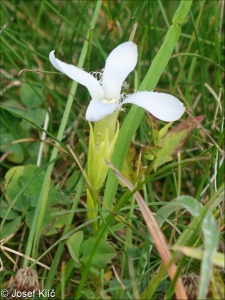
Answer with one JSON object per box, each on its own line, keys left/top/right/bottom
{"left": 156, "top": 196, "right": 220, "bottom": 299}
{"left": 172, "top": 0, "right": 193, "bottom": 25}
{"left": 172, "top": 246, "right": 225, "bottom": 268}
{"left": 107, "top": 161, "right": 188, "bottom": 299}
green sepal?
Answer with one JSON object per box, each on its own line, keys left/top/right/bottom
{"left": 88, "top": 121, "right": 119, "bottom": 191}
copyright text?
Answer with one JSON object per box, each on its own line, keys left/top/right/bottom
{"left": 0, "top": 289, "right": 55, "bottom": 298}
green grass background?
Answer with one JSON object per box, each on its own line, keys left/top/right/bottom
{"left": 0, "top": 0, "right": 224, "bottom": 299}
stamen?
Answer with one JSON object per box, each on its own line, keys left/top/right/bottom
{"left": 99, "top": 69, "right": 104, "bottom": 83}
{"left": 119, "top": 92, "right": 128, "bottom": 105}
{"left": 90, "top": 70, "right": 102, "bottom": 81}
{"left": 122, "top": 81, "right": 129, "bottom": 89}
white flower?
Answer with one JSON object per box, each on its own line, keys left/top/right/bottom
{"left": 49, "top": 42, "right": 185, "bottom": 122}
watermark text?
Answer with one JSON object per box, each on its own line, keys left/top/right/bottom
{"left": 0, "top": 289, "right": 55, "bottom": 298}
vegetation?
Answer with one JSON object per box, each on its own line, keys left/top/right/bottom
{"left": 0, "top": 0, "right": 224, "bottom": 299}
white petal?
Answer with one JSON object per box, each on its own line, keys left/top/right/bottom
{"left": 101, "top": 42, "right": 138, "bottom": 100}
{"left": 49, "top": 51, "right": 104, "bottom": 100}
{"left": 85, "top": 99, "right": 118, "bottom": 122}
{"left": 123, "top": 92, "right": 185, "bottom": 122}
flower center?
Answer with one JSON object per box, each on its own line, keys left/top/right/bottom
{"left": 102, "top": 98, "right": 117, "bottom": 103}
